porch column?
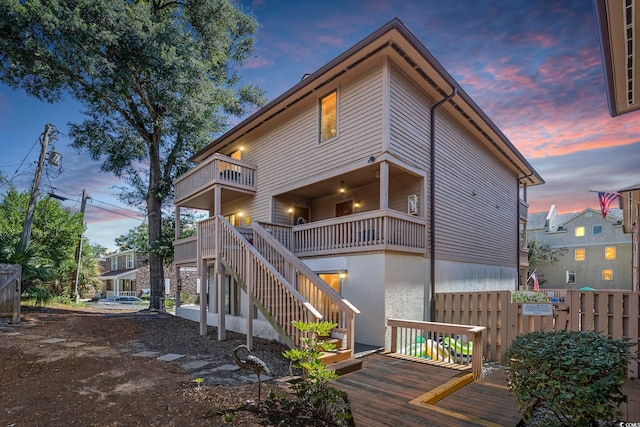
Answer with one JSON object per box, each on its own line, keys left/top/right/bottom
{"left": 216, "top": 258, "right": 226, "bottom": 341}
{"left": 246, "top": 252, "right": 254, "bottom": 350}
{"left": 379, "top": 161, "right": 389, "bottom": 210}
{"left": 198, "top": 258, "right": 207, "bottom": 335}
{"left": 214, "top": 186, "right": 221, "bottom": 216}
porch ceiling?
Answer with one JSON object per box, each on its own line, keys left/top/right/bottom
{"left": 280, "top": 163, "right": 412, "bottom": 199}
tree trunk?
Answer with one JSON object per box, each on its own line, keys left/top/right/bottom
{"left": 147, "top": 138, "right": 165, "bottom": 311}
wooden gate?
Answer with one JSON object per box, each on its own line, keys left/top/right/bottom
{"left": 0, "top": 264, "right": 22, "bottom": 322}
{"left": 435, "top": 290, "right": 639, "bottom": 378}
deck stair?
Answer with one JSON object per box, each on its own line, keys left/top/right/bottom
{"left": 209, "top": 216, "right": 360, "bottom": 360}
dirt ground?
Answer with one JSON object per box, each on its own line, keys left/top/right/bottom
{"left": 0, "top": 305, "right": 335, "bottom": 426}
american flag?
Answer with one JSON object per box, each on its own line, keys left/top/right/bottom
{"left": 531, "top": 271, "right": 540, "bottom": 292}
{"left": 597, "top": 192, "right": 620, "bottom": 219}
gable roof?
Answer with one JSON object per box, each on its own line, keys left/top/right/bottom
{"left": 192, "top": 18, "right": 543, "bottom": 187}
{"left": 528, "top": 206, "right": 623, "bottom": 231}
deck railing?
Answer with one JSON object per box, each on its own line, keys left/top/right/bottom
{"left": 387, "top": 318, "right": 485, "bottom": 381}
{"left": 257, "top": 210, "right": 425, "bottom": 256}
{"left": 217, "top": 217, "right": 322, "bottom": 348}
{"left": 252, "top": 221, "right": 359, "bottom": 350}
{"left": 173, "top": 154, "right": 257, "bottom": 204}
{"left": 173, "top": 236, "right": 197, "bottom": 265}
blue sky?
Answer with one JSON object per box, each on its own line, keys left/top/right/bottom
{"left": 1, "top": 0, "right": 638, "bottom": 250}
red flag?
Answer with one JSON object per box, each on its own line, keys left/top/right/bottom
{"left": 598, "top": 192, "right": 620, "bottom": 219}
{"left": 531, "top": 271, "right": 540, "bottom": 292}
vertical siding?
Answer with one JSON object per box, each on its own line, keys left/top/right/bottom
{"left": 388, "top": 64, "right": 518, "bottom": 267}
{"left": 226, "top": 59, "right": 385, "bottom": 223}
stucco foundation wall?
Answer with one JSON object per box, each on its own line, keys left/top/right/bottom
{"left": 435, "top": 260, "right": 517, "bottom": 293}
{"left": 175, "top": 305, "right": 281, "bottom": 342}
{"left": 303, "top": 254, "right": 391, "bottom": 348}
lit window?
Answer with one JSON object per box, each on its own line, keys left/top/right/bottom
{"left": 605, "top": 247, "right": 616, "bottom": 260}
{"left": 602, "top": 269, "right": 614, "bottom": 280}
{"left": 592, "top": 225, "right": 603, "bottom": 235}
{"left": 575, "top": 226, "right": 585, "bottom": 237}
{"left": 319, "top": 90, "right": 337, "bottom": 142}
{"left": 566, "top": 270, "right": 576, "bottom": 284}
{"left": 575, "top": 249, "right": 585, "bottom": 261}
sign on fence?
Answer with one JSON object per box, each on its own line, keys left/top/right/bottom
{"left": 521, "top": 303, "right": 553, "bottom": 316}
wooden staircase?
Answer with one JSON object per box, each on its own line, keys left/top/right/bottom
{"left": 210, "top": 216, "right": 360, "bottom": 373}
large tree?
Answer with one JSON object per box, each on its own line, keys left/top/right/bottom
{"left": 0, "top": 0, "right": 265, "bottom": 309}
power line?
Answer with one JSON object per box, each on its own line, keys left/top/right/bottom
{"left": 87, "top": 203, "right": 145, "bottom": 221}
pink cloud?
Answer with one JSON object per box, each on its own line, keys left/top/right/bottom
{"left": 243, "top": 56, "right": 274, "bottom": 69}
{"left": 316, "top": 34, "right": 343, "bottom": 47}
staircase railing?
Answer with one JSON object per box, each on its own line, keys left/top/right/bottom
{"left": 252, "top": 221, "right": 360, "bottom": 351}
{"left": 216, "top": 217, "right": 322, "bottom": 348}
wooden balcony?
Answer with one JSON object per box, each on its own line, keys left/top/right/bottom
{"left": 173, "top": 210, "right": 426, "bottom": 265}
{"left": 292, "top": 209, "right": 426, "bottom": 257}
{"left": 173, "top": 154, "right": 257, "bottom": 208}
{"left": 519, "top": 198, "right": 528, "bottom": 222}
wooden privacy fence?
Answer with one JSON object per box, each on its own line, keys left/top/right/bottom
{"left": 0, "top": 264, "right": 22, "bottom": 322}
{"left": 435, "top": 290, "right": 640, "bottom": 379}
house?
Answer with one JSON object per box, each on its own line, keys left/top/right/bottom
{"left": 593, "top": 1, "right": 640, "bottom": 291}
{"left": 99, "top": 250, "right": 198, "bottom": 299}
{"left": 172, "top": 18, "right": 543, "bottom": 350}
{"left": 527, "top": 205, "right": 632, "bottom": 290}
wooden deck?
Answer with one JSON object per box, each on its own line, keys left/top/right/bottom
{"left": 332, "top": 353, "right": 640, "bottom": 426}
{"left": 332, "top": 354, "right": 521, "bottom": 426}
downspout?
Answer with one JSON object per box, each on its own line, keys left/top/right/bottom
{"left": 429, "top": 87, "right": 457, "bottom": 322}
{"left": 517, "top": 172, "right": 534, "bottom": 291}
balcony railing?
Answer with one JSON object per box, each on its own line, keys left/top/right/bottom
{"left": 174, "top": 154, "right": 257, "bottom": 204}
{"left": 174, "top": 209, "right": 427, "bottom": 265}
{"left": 292, "top": 210, "right": 426, "bottom": 256}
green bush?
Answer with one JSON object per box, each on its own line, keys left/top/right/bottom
{"left": 505, "top": 330, "right": 635, "bottom": 425}
{"left": 283, "top": 320, "right": 353, "bottom": 426}
{"left": 512, "top": 290, "right": 549, "bottom": 303}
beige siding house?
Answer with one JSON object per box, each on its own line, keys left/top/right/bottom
{"left": 527, "top": 206, "right": 632, "bottom": 290}
{"left": 172, "top": 19, "right": 543, "bottom": 350}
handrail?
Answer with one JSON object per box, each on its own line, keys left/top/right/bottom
{"left": 252, "top": 221, "right": 360, "bottom": 350}
{"left": 387, "top": 318, "right": 485, "bottom": 381}
{"left": 216, "top": 217, "right": 322, "bottom": 348}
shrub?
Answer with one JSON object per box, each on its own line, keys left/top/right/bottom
{"left": 22, "top": 286, "right": 53, "bottom": 307}
{"left": 512, "top": 290, "right": 549, "bottom": 303}
{"left": 283, "top": 320, "right": 353, "bottom": 426}
{"left": 505, "top": 330, "right": 635, "bottom": 425}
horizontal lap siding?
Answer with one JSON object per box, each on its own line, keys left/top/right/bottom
{"left": 236, "top": 63, "right": 385, "bottom": 223}
{"left": 388, "top": 65, "right": 517, "bottom": 267}
{"left": 435, "top": 114, "right": 517, "bottom": 266}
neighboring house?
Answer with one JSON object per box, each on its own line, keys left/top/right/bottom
{"left": 99, "top": 250, "right": 198, "bottom": 299}
{"left": 527, "top": 205, "right": 632, "bottom": 290}
{"left": 99, "top": 250, "right": 139, "bottom": 297}
{"left": 172, "top": 19, "right": 543, "bottom": 349}
{"left": 593, "top": 3, "right": 640, "bottom": 291}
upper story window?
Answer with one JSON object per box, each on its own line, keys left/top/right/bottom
{"left": 126, "top": 253, "right": 134, "bottom": 269}
{"left": 111, "top": 257, "right": 117, "bottom": 270}
{"left": 605, "top": 246, "right": 616, "bottom": 260}
{"left": 566, "top": 270, "right": 576, "bottom": 284}
{"left": 319, "top": 90, "right": 337, "bottom": 142}
{"left": 602, "top": 269, "right": 614, "bottom": 281}
{"left": 575, "top": 248, "right": 585, "bottom": 261}
{"left": 575, "top": 226, "right": 585, "bottom": 237}
{"left": 592, "top": 225, "right": 603, "bottom": 235}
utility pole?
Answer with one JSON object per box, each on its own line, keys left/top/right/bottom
{"left": 72, "top": 189, "right": 89, "bottom": 303}
{"left": 20, "top": 124, "right": 55, "bottom": 252}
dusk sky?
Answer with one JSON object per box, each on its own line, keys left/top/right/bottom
{"left": 1, "top": 0, "right": 638, "bottom": 250}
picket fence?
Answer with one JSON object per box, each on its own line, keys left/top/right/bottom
{"left": 435, "top": 290, "right": 639, "bottom": 378}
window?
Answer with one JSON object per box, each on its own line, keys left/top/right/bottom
{"left": 592, "top": 225, "right": 603, "bottom": 235}
{"left": 602, "top": 269, "right": 614, "bottom": 281}
{"left": 126, "top": 253, "right": 134, "bottom": 269}
{"left": 575, "top": 249, "right": 585, "bottom": 261}
{"left": 319, "top": 90, "right": 337, "bottom": 142}
{"left": 566, "top": 270, "right": 576, "bottom": 284}
{"left": 111, "top": 257, "right": 117, "bottom": 270}
{"left": 605, "top": 246, "right": 616, "bottom": 260}
{"left": 575, "top": 226, "right": 585, "bottom": 237}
